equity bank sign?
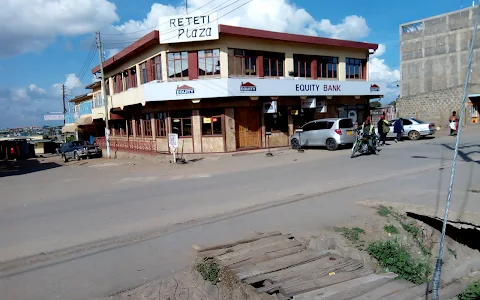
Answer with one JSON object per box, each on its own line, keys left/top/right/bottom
{"left": 176, "top": 85, "right": 195, "bottom": 95}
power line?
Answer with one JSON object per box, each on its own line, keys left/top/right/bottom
{"left": 101, "top": 0, "right": 218, "bottom": 36}
{"left": 102, "top": 0, "right": 251, "bottom": 50}
{"left": 65, "top": 38, "right": 98, "bottom": 91}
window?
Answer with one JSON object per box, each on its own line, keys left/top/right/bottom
{"left": 201, "top": 108, "right": 223, "bottom": 136}
{"left": 198, "top": 49, "right": 220, "bottom": 76}
{"left": 130, "top": 68, "right": 137, "bottom": 88}
{"left": 401, "top": 118, "right": 413, "bottom": 125}
{"left": 170, "top": 110, "right": 192, "bottom": 137}
{"left": 167, "top": 52, "right": 188, "bottom": 78}
{"left": 264, "top": 107, "right": 288, "bottom": 132}
{"left": 346, "top": 58, "right": 366, "bottom": 79}
{"left": 156, "top": 112, "right": 167, "bottom": 137}
{"left": 113, "top": 74, "right": 122, "bottom": 94}
{"left": 263, "top": 52, "right": 284, "bottom": 77}
{"left": 338, "top": 119, "right": 353, "bottom": 128}
{"left": 302, "top": 121, "right": 333, "bottom": 131}
{"left": 228, "top": 49, "right": 257, "bottom": 76}
{"left": 140, "top": 62, "right": 148, "bottom": 84}
{"left": 123, "top": 71, "right": 130, "bottom": 90}
{"left": 317, "top": 56, "right": 338, "bottom": 79}
{"left": 293, "top": 55, "right": 313, "bottom": 78}
{"left": 74, "top": 104, "right": 80, "bottom": 112}
{"left": 152, "top": 55, "right": 162, "bottom": 80}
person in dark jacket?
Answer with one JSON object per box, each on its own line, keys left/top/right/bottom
{"left": 393, "top": 118, "right": 404, "bottom": 142}
{"left": 377, "top": 115, "right": 389, "bottom": 146}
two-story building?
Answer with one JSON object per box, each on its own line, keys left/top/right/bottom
{"left": 91, "top": 17, "right": 386, "bottom": 154}
{"left": 62, "top": 81, "right": 105, "bottom": 141}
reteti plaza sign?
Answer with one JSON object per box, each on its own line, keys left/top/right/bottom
{"left": 158, "top": 12, "right": 219, "bottom": 44}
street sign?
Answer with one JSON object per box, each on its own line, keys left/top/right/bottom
{"left": 44, "top": 114, "right": 64, "bottom": 121}
{"left": 168, "top": 133, "right": 179, "bottom": 148}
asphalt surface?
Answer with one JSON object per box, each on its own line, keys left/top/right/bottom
{"left": 1, "top": 132, "right": 480, "bottom": 300}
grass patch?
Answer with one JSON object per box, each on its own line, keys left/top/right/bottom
{"left": 448, "top": 247, "right": 457, "bottom": 259}
{"left": 195, "top": 259, "right": 220, "bottom": 285}
{"left": 334, "top": 227, "right": 365, "bottom": 241}
{"left": 458, "top": 281, "right": 480, "bottom": 300}
{"left": 400, "top": 221, "right": 420, "bottom": 238}
{"left": 367, "top": 239, "right": 431, "bottom": 284}
{"left": 377, "top": 206, "right": 392, "bottom": 217}
{"left": 384, "top": 225, "right": 399, "bottom": 234}
{"left": 469, "top": 189, "right": 480, "bottom": 193}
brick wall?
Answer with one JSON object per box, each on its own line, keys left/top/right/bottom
{"left": 396, "top": 85, "right": 476, "bottom": 127}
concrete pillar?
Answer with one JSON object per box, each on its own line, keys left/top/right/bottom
{"left": 285, "top": 51, "right": 294, "bottom": 77}
{"left": 338, "top": 55, "right": 346, "bottom": 81}
{"left": 287, "top": 106, "right": 294, "bottom": 138}
{"left": 192, "top": 110, "right": 202, "bottom": 153}
{"left": 136, "top": 64, "right": 141, "bottom": 86}
{"left": 132, "top": 120, "right": 137, "bottom": 138}
{"left": 224, "top": 108, "right": 236, "bottom": 151}
{"left": 260, "top": 109, "right": 266, "bottom": 148}
{"left": 160, "top": 50, "right": 168, "bottom": 81}
{"left": 220, "top": 46, "right": 229, "bottom": 78}
{"left": 150, "top": 113, "right": 157, "bottom": 138}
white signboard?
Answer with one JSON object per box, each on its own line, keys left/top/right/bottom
{"left": 263, "top": 101, "right": 277, "bottom": 114}
{"left": 301, "top": 97, "right": 316, "bottom": 108}
{"left": 144, "top": 79, "right": 387, "bottom": 102}
{"left": 159, "top": 12, "right": 219, "bottom": 44}
{"left": 168, "top": 133, "right": 179, "bottom": 148}
{"left": 44, "top": 114, "right": 64, "bottom": 121}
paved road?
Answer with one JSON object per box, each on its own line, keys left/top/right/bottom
{"left": 1, "top": 132, "right": 480, "bottom": 300}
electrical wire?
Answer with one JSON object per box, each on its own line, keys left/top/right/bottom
{"left": 65, "top": 38, "right": 97, "bottom": 91}
{"left": 431, "top": 3, "right": 480, "bottom": 299}
{"left": 102, "top": 0, "right": 249, "bottom": 47}
{"left": 101, "top": 0, "right": 218, "bottom": 36}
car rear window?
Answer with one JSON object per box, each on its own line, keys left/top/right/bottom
{"left": 411, "top": 118, "right": 425, "bottom": 124}
{"left": 338, "top": 119, "right": 353, "bottom": 128}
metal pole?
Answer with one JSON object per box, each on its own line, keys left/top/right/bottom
{"left": 186, "top": 0, "right": 188, "bottom": 13}
{"left": 431, "top": 3, "right": 479, "bottom": 299}
{"left": 96, "top": 31, "right": 111, "bottom": 158}
{"left": 62, "top": 84, "right": 67, "bottom": 142}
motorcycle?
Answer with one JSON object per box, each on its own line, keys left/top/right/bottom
{"left": 351, "top": 131, "right": 378, "bottom": 158}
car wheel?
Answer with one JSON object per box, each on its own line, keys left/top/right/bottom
{"left": 74, "top": 151, "right": 80, "bottom": 161}
{"left": 62, "top": 155, "right": 68, "bottom": 162}
{"left": 326, "top": 138, "right": 338, "bottom": 151}
{"left": 408, "top": 130, "right": 421, "bottom": 140}
{"left": 291, "top": 138, "right": 300, "bottom": 150}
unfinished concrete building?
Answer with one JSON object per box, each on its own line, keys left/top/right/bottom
{"left": 398, "top": 6, "right": 480, "bottom": 125}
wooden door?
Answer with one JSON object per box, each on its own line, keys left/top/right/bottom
{"left": 236, "top": 107, "right": 260, "bottom": 149}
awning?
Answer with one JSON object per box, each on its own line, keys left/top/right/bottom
{"left": 61, "top": 124, "right": 77, "bottom": 133}
{"left": 75, "top": 115, "right": 93, "bottom": 126}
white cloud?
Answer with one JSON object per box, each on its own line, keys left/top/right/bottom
{"left": 0, "top": 75, "right": 84, "bottom": 128}
{"left": 103, "top": 0, "right": 372, "bottom": 55}
{"left": 370, "top": 43, "right": 386, "bottom": 58}
{"left": 0, "top": 0, "right": 119, "bottom": 57}
{"left": 368, "top": 44, "right": 400, "bottom": 98}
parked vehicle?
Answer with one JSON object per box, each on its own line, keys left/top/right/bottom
{"left": 375, "top": 118, "right": 436, "bottom": 140}
{"left": 351, "top": 131, "right": 378, "bottom": 158}
{"left": 60, "top": 141, "right": 102, "bottom": 162}
{"left": 290, "top": 118, "right": 356, "bottom": 151}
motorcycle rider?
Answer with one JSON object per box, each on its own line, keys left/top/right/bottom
{"left": 361, "top": 116, "right": 376, "bottom": 153}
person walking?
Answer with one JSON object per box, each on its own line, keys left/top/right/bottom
{"left": 394, "top": 118, "right": 404, "bottom": 143}
{"left": 449, "top": 111, "right": 459, "bottom": 136}
{"left": 377, "top": 115, "right": 389, "bottom": 146}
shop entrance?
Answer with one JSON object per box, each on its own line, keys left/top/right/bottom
{"left": 235, "top": 107, "right": 260, "bottom": 149}
{"left": 291, "top": 107, "right": 315, "bottom": 129}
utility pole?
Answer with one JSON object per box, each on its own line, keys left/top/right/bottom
{"left": 96, "top": 31, "right": 111, "bottom": 158}
{"left": 186, "top": 0, "right": 188, "bottom": 13}
{"left": 62, "top": 84, "right": 67, "bottom": 142}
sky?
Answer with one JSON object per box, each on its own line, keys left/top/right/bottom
{"left": 0, "top": 0, "right": 472, "bottom": 128}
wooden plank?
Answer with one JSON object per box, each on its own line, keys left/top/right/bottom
{"left": 283, "top": 268, "right": 374, "bottom": 297}
{"left": 245, "top": 255, "right": 346, "bottom": 285}
{"left": 228, "top": 245, "right": 305, "bottom": 270}
{"left": 352, "top": 279, "right": 415, "bottom": 300}
{"left": 216, "top": 235, "right": 293, "bottom": 261}
{"left": 292, "top": 272, "right": 397, "bottom": 300}
{"left": 200, "top": 234, "right": 289, "bottom": 259}
{"left": 194, "top": 231, "right": 282, "bottom": 253}
{"left": 235, "top": 250, "right": 330, "bottom": 281}
{"left": 256, "top": 259, "right": 365, "bottom": 294}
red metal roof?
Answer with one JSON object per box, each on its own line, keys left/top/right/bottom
{"left": 92, "top": 25, "right": 378, "bottom": 74}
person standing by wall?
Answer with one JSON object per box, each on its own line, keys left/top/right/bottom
{"left": 394, "top": 118, "right": 404, "bottom": 143}
{"left": 449, "top": 111, "right": 459, "bottom": 136}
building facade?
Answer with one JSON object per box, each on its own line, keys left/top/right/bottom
{"left": 91, "top": 23, "right": 386, "bottom": 154}
{"left": 62, "top": 82, "right": 105, "bottom": 141}
{"left": 398, "top": 6, "right": 480, "bottom": 126}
